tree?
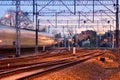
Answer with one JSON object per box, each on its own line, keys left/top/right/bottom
{"left": 0, "top": 9, "right": 33, "bottom": 29}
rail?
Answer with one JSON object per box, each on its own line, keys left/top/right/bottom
{"left": 0, "top": 50, "right": 106, "bottom": 80}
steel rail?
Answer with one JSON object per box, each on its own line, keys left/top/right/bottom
{"left": 0, "top": 59, "right": 71, "bottom": 79}
{"left": 0, "top": 50, "right": 105, "bottom": 79}
{"left": 0, "top": 50, "right": 71, "bottom": 70}
{"left": 17, "top": 51, "right": 105, "bottom": 80}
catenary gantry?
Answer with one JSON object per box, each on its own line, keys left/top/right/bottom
{"left": 0, "top": 0, "right": 119, "bottom": 59}
{"left": 0, "top": 0, "right": 117, "bottom": 33}
{"left": 0, "top": 0, "right": 117, "bottom": 28}
{"left": 0, "top": 0, "right": 119, "bottom": 54}
{"left": 0, "top": 0, "right": 115, "bottom": 6}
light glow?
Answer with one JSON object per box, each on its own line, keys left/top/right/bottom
{"left": 0, "top": 40, "right": 3, "bottom": 43}
{"left": 4, "top": 13, "right": 10, "bottom": 19}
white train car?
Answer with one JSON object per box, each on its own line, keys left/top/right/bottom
{"left": 0, "top": 25, "right": 55, "bottom": 49}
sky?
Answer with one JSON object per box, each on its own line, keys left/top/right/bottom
{"left": 0, "top": 0, "right": 119, "bottom": 35}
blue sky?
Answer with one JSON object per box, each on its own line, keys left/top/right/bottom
{"left": 0, "top": 0, "right": 119, "bottom": 35}
{"left": 0, "top": 0, "right": 118, "bottom": 17}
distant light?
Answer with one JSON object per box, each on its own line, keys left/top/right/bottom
{"left": 7, "top": 64, "right": 10, "bottom": 67}
{"left": 39, "top": 37, "right": 47, "bottom": 40}
{"left": 68, "top": 39, "right": 72, "bottom": 42}
{"left": 4, "top": 13, "right": 10, "bottom": 19}
{"left": 54, "top": 41, "right": 58, "bottom": 44}
{"left": 0, "top": 40, "right": 2, "bottom": 43}
{"left": 104, "top": 39, "right": 108, "bottom": 42}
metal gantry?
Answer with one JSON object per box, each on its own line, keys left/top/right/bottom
{"left": 0, "top": 0, "right": 116, "bottom": 22}
{"left": 0, "top": 0, "right": 119, "bottom": 55}
{"left": 15, "top": 0, "right": 21, "bottom": 57}
{"left": 0, "top": 0, "right": 116, "bottom": 6}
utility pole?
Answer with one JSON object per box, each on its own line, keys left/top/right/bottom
{"left": 15, "top": 0, "right": 21, "bottom": 57}
{"left": 10, "top": 9, "right": 12, "bottom": 27}
{"left": 116, "top": 0, "right": 119, "bottom": 49}
{"left": 35, "top": 3, "right": 38, "bottom": 53}
{"left": 78, "top": 12, "right": 80, "bottom": 28}
{"left": 74, "top": 0, "right": 76, "bottom": 15}
{"left": 93, "top": 0, "right": 94, "bottom": 23}
{"left": 33, "top": 0, "right": 35, "bottom": 22}
{"left": 33, "top": 0, "right": 38, "bottom": 53}
{"left": 55, "top": 12, "right": 57, "bottom": 28}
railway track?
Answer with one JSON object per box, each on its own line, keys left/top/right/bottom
{"left": 0, "top": 49, "right": 72, "bottom": 71}
{"left": 0, "top": 50, "right": 106, "bottom": 80}
{"left": 0, "top": 48, "right": 97, "bottom": 71}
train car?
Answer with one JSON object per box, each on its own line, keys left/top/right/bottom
{"left": 0, "top": 25, "right": 55, "bottom": 49}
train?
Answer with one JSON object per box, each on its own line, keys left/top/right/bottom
{"left": 0, "top": 24, "right": 55, "bottom": 49}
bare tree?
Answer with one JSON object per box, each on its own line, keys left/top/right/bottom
{"left": 0, "top": 9, "right": 33, "bottom": 29}
{"left": 67, "top": 27, "right": 74, "bottom": 37}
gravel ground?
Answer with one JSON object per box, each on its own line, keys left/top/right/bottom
{"left": 34, "top": 61, "right": 105, "bottom": 80}
{"left": 33, "top": 52, "right": 120, "bottom": 80}
{"left": 105, "top": 72, "right": 120, "bottom": 80}
{"left": 2, "top": 49, "right": 119, "bottom": 80}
